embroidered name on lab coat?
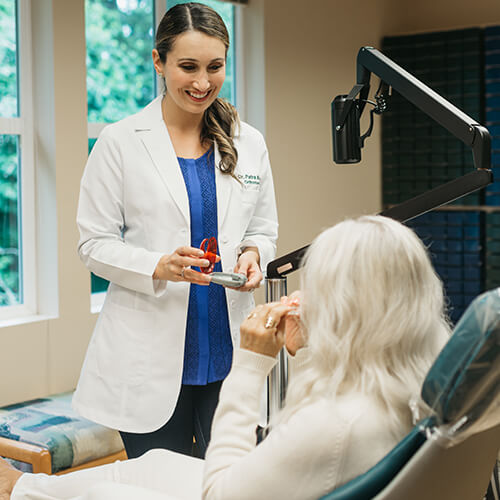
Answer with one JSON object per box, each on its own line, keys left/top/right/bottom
{"left": 238, "top": 174, "right": 261, "bottom": 190}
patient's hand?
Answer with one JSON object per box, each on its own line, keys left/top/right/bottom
{"left": 282, "top": 292, "right": 306, "bottom": 356}
{"left": 240, "top": 302, "right": 293, "bottom": 358}
{"left": 0, "top": 458, "right": 22, "bottom": 500}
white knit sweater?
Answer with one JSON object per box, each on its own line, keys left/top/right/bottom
{"left": 202, "top": 348, "right": 406, "bottom": 500}
{"left": 11, "top": 348, "right": 406, "bottom": 500}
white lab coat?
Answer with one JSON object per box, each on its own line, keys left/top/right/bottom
{"left": 72, "top": 96, "right": 278, "bottom": 433}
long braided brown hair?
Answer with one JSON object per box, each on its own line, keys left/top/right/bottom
{"left": 155, "top": 2, "right": 239, "bottom": 176}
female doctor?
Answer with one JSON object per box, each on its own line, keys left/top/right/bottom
{"left": 72, "top": 2, "right": 278, "bottom": 460}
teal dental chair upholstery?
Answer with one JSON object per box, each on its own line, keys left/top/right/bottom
{"left": 320, "top": 288, "right": 500, "bottom": 500}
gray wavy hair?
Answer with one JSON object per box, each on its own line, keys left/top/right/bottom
{"left": 279, "top": 215, "right": 451, "bottom": 435}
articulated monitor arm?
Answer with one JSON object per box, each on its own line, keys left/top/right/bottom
{"left": 266, "top": 46, "right": 492, "bottom": 280}
{"left": 354, "top": 47, "right": 491, "bottom": 170}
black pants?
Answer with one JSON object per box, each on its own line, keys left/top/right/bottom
{"left": 119, "top": 381, "right": 222, "bottom": 460}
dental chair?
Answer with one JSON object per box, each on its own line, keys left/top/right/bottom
{"left": 320, "top": 288, "right": 500, "bottom": 500}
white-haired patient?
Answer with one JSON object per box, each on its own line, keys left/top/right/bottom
{"left": 0, "top": 215, "right": 451, "bottom": 500}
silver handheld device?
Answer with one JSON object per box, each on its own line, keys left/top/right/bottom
{"left": 210, "top": 272, "right": 248, "bottom": 288}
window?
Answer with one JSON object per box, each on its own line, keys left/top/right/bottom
{"left": 85, "top": 0, "right": 238, "bottom": 305}
{"left": 0, "top": 0, "right": 35, "bottom": 318}
{"left": 85, "top": 0, "right": 156, "bottom": 302}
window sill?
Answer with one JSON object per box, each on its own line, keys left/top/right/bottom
{"left": 0, "top": 313, "right": 57, "bottom": 329}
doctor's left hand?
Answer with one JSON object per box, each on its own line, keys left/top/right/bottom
{"left": 153, "top": 246, "right": 215, "bottom": 286}
{"left": 233, "top": 247, "right": 262, "bottom": 292}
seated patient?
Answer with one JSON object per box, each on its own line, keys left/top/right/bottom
{"left": 0, "top": 215, "right": 451, "bottom": 500}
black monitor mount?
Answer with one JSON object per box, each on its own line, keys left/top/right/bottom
{"left": 267, "top": 46, "right": 492, "bottom": 279}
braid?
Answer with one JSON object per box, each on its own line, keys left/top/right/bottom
{"left": 202, "top": 98, "right": 240, "bottom": 177}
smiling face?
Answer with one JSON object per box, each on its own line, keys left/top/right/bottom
{"left": 153, "top": 30, "right": 226, "bottom": 118}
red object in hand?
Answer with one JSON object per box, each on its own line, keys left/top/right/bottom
{"left": 200, "top": 237, "right": 218, "bottom": 274}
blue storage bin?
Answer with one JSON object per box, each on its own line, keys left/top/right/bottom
{"left": 462, "top": 212, "right": 481, "bottom": 224}
{"left": 487, "top": 97, "right": 500, "bottom": 110}
{"left": 446, "top": 212, "right": 462, "bottom": 225}
{"left": 487, "top": 240, "right": 500, "bottom": 253}
{"left": 435, "top": 265, "right": 448, "bottom": 279}
{"left": 447, "top": 293, "right": 464, "bottom": 308}
{"left": 447, "top": 281, "right": 463, "bottom": 293}
{"left": 448, "top": 267, "right": 463, "bottom": 280}
{"left": 463, "top": 295, "right": 479, "bottom": 310}
{"left": 464, "top": 267, "right": 481, "bottom": 281}
{"left": 447, "top": 240, "right": 464, "bottom": 252}
{"left": 433, "top": 212, "right": 447, "bottom": 224}
{"left": 464, "top": 281, "right": 481, "bottom": 294}
{"left": 464, "top": 253, "right": 482, "bottom": 266}
{"left": 485, "top": 193, "right": 500, "bottom": 205}
{"left": 485, "top": 26, "right": 500, "bottom": 37}
{"left": 487, "top": 115, "right": 500, "bottom": 128}
{"left": 464, "top": 225, "right": 480, "bottom": 239}
{"left": 464, "top": 240, "right": 481, "bottom": 252}
{"left": 486, "top": 81, "right": 500, "bottom": 94}
{"left": 486, "top": 68, "right": 500, "bottom": 81}
{"left": 448, "top": 254, "right": 463, "bottom": 266}
{"left": 447, "top": 226, "right": 463, "bottom": 239}
{"left": 490, "top": 168, "right": 500, "bottom": 181}
{"left": 430, "top": 227, "right": 445, "bottom": 239}
{"left": 486, "top": 53, "right": 500, "bottom": 66}
{"left": 486, "top": 212, "right": 500, "bottom": 224}
{"left": 433, "top": 252, "right": 448, "bottom": 266}
{"left": 431, "top": 240, "right": 447, "bottom": 252}
{"left": 486, "top": 184, "right": 500, "bottom": 195}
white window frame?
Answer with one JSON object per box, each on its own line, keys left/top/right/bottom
{"left": 234, "top": 3, "right": 245, "bottom": 120}
{"left": 0, "top": 0, "right": 37, "bottom": 321}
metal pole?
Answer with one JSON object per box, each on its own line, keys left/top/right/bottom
{"left": 265, "top": 277, "right": 288, "bottom": 422}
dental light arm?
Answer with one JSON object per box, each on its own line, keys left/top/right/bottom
{"left": 336, "top": 47, "right": 491, "bottom": 168}
{"left": 266, "top": 46, "right": 492, "bottom": 279}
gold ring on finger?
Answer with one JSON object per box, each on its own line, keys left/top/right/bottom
{"left": 265, "top": 316, "right": 277, "bottom": 329}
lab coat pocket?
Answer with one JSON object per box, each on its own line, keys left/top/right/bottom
{"left": 240, "top": 186, "right": 260, "bottom": 205}
{"left": 95, "top": 301, "right": 155, "bottom": 387}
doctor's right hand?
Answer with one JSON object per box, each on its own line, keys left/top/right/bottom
{"left": 153, "top": 246, "right": 215, "bottom": 285}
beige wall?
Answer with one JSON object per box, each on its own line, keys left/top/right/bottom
{"left": 0, "top": 0, "right": 499, "bottom": 406}
{"left": 382, "top": 0, "right": 500, "bottom": 35}
{"left": 261, "top": 0, "right": 386, "bottom": 293}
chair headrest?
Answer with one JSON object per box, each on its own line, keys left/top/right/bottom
{"left": 420, "top": 288, "right": 500, "bottom": 437}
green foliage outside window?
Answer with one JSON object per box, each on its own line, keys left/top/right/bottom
{"left": 0, "top": 135, "right": 19, "bottom": 306}
{"left": 0, "top": 0, "right": 17, "bottom": 118}
{"left": 85, "top": 0, "right": 155, "bottom": 123}
{"left": 0, "top": 0, "right": 20, "bottom": 307}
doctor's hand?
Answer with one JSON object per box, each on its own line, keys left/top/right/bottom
{"left": 153, "top": 246, "right": 216, "bottom": 286}
{"left": 233, "top": 247, "right": 262, "bottom": 292}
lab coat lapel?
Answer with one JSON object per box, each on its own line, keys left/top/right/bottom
{"left": 135, "top": 98, "right": 190, "bottom": 225}
{"left": 215, "top": 142, "right": 233, "bottom": 231}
